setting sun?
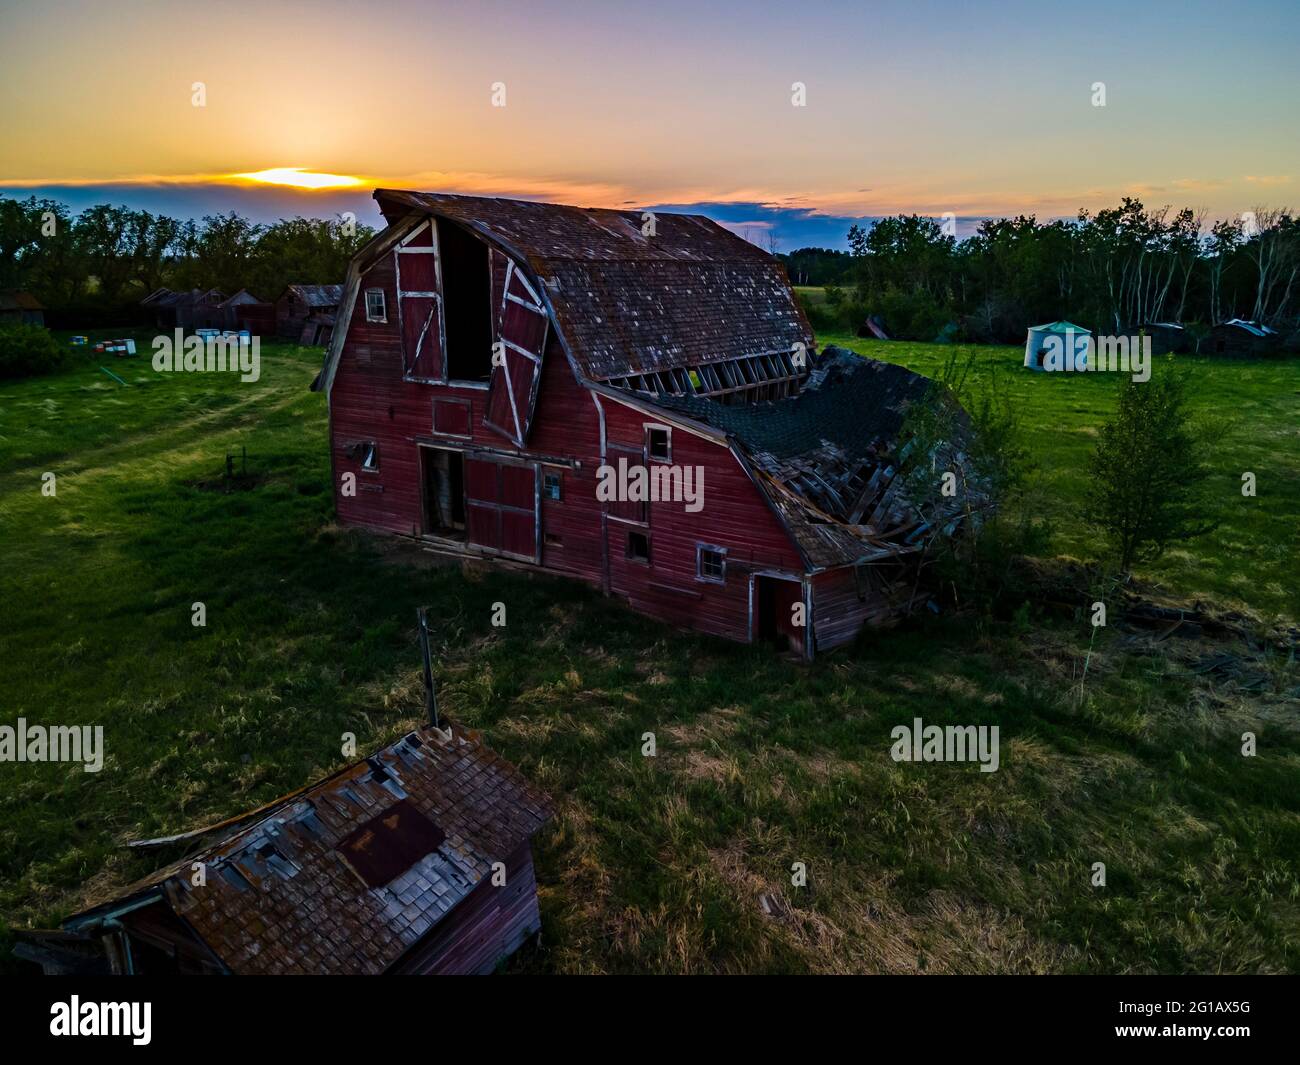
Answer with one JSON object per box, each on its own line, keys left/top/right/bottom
{"left": 233, "top": 167, "right": 364, "bottom": 190}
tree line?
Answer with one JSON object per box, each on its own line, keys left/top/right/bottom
{"left": 787, "top": 198, "right": 1300, "bottom": 343}
{"left": 0, "top": 196, "right": 377, "bottom": 314}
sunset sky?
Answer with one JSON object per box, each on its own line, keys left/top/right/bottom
{"left": 2, "top": 0, "right": 1297, "bottom": 248}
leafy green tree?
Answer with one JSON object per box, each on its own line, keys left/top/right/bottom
{"left": 849, "top": 214, "right": 956, "bottom": 307}
{"left": 1084, "top": 365, "right": 1220, "bottom": 573}
{"left": 250, "top": 216, "right": 374, "bottom": 298}
{"left": 0, "top": 196, "right": 74, "bottom": 291}
{"left": 73, "top": 204, "right": 139, "bottom": 302}
{"left": 128, "top": 210, "right": 184, "bottom": 295}
{"left": 162, "top": 212, "right": 253, "bottom": 294}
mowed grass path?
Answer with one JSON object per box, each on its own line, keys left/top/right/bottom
{"left": 0, "top": 331, "right": 1296, "bottom": 974}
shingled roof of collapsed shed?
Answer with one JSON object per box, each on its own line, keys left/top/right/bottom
{"left": 60, "top": 724, "right": 551, "bottom": 975}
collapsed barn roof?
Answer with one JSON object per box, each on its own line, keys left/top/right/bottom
{"left": 57, "top": 724, "right": 551, "bottom": 975}
{"left": 373, "top": 189, "right": 813, "bottom": 381}
{"left": 649, "top": 347, "right": 981, "bottom": 569}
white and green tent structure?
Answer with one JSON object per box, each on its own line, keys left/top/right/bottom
{"left": 1024, "top": 321, "right": 1092, "bottom": 372}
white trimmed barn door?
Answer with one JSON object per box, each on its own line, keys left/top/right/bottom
{"left": 395, "top": 218, "right": 445, "bottom": 382}
{"left": 484, "top": 262, "right": 547, "bottom": 446}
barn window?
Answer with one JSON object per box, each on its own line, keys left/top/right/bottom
{"left": 697, "top": 544, "right": 726, "bottom": 583}
{"left": 365, "top": 288, "right": 386, "bottom": 322}
{"left": 360, "top": 441, "right": 379, "bottom": 472}
{"left": 626, "top": 530, "right": 650, "bottom": 563}
{"left": 543, "top": 471, "right": 563, "bottom": 500}
{"left": 646, "top": 425, "right": 672, "bottom": 463}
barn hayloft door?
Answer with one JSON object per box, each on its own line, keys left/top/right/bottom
{"left": 396, "top": 218, "right": 446, "bottom": 382}
{"left": 484, "top": 261, "right": 548, "bottom": 446}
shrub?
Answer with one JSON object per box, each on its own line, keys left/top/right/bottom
{"left": 874, "top": 287, "right": 950, "bottom": 341}
{"left": 0, "top": 323, "right": 68, "bottom": 379}
{"left": 1084, "top": 363, "right": 1220, "bottom": 573}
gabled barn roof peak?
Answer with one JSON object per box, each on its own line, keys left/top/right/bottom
{"left": 371, "top": 188, "right": 814, "bottom": 381}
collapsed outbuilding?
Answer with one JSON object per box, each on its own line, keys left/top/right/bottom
{"left": 1204, "top": 319, "right": 1281, "bottom": 356}
{"left": 277, "top": 283, "right": 343, "bottom": 345}
{"left": 141, "top": 288, "right": 227, "bottom": 331}
{"left": 12, "top": 725, "right": 551, "bottom": 975}
{"left": 1138, "top": 321, "right": 1191, "bottom": 355}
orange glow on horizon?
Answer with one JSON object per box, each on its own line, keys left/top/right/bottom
{"left": 232, "top": 168, "right": 364, "bottom": 190}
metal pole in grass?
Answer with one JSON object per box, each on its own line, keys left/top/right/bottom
{"left": 98, "top": 366, "right": 128, "bottom": 386}
{"left": 418, "top": 607, "right": 439, "bottom": 729}
{"left": 1078, "top": 622, "right": 1098, "bottom": 707}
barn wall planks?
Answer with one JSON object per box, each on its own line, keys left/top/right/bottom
{"left": 811, "top": 564, "right": 914, "bottom": 653}
{"left": 599, "top": 396, "right": 804, "bottom": 643}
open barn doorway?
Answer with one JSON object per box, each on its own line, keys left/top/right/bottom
{"left": 421, "top": 447, "right": 466, "bottom": 539}
{"left": 753, "top": 574, "right": 805, "bottom": 655}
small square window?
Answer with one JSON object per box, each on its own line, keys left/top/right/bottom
{"left": 365, "top": 289, "right": 386, "bottom": 322}
{"left": 543, "top": 471, "right": 563, "bottom": 501}
{"left": 360, "top": 441, "right": 379, "bottom": 471}
{"left": 626, "top": 530, "right": 650, "bottom": 563}
{"left": 697, "top": 545, "right": 726, "bottom": 583}
{"left": 646, "top": 425, "right": 671, "bottom": 463}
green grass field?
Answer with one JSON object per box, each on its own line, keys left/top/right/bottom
{"left": 822, "top": 332, "right": 1300, "bottom": 621}
{"left": 0, "top": 330, "right": 1297, "bottom": 974}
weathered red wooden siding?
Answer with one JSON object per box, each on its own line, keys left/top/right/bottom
{"left": 811, "top": 564, "right": 910, "bottom": 653}
{"left": 527, "top": 348, "right": 605, "bottom": 582}
{"left": 327, "top": 225, "right": 911, "bottom": 653}
{"left": 390, "top": 840, "right": 541, "bottom": 975}
{"left": 330, "top": 253, "right": 434, "bottom": 535}
{"left": 598, "top": 396, "right": 804, "bottom": 643}
{"left": 329, "top": 249, "right": 608, "bottom": 561}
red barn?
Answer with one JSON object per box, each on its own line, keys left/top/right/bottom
{"left": 313, "top": 191, "right": 980, "bottom": 658}
{"left": 14, "top": 724, "right": 551, "bottom": 975}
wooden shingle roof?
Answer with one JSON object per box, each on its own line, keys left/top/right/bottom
{"left": 375, "top": 189, "right": 813, "bottom": 381}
